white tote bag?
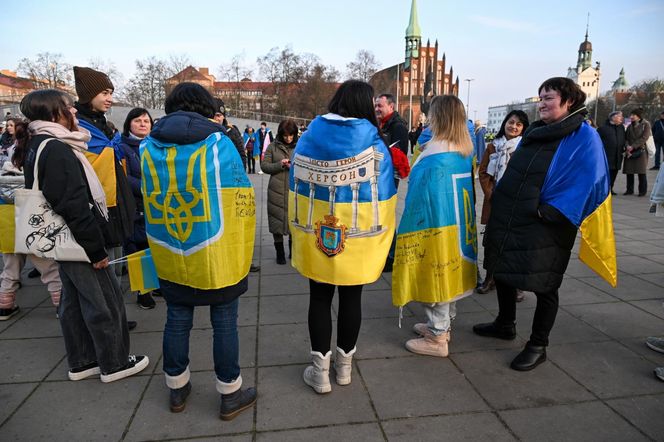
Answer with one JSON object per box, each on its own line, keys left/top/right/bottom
{"left": 646, "top": 135, "right": 656, "bottom": 159}
{"left": 14, "top": 138, "right": 90, "bottom": 262}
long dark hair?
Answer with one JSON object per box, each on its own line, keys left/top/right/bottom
{"left": 276, "top": 119, "right": 299, "bottom": 145}
{"left": 327, "top": 80, "right": 379, "bottom": 127}
{"left": 10, "top": 119, "right": 28, "bottom": 169}
{"left": 496, "top": 110, "right": 530, "bottom": 139}
{"left": 15, "top": 89, "right": 76, "bottom": 168}
{"left": 122, "top": 107, "right": 153, "bottom": 137}
{"left": 164, "top": 82, "right": 216, "bottom": 118}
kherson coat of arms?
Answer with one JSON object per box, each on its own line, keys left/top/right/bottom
{"left": 315, "top": 214, "right": 347, "bottom": 257}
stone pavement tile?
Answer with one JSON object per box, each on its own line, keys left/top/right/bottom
{"left": 125, "top": 371, "right": 255, "bottom": 441}
{"left": 46, "top": 331, "right": 163, "bottom": 381}
{"left": 617, "top": 255, "right": 663, "bottom": 275}
{"left": 637, "top": 272, "right": 664, "bottom": 288}
{"left": 516, "top": 308, "right": 609, "bottom": 345}
{"left": 499, "top": 401, "right": 650, "bottom": 442}
{"left": 0, "top": 306, "right": 61, "bottom": 339}
{"left": 355, "top": 317, "right": 417, "bottom": 359}
{"left": 452, "top": 349, "right": 594, "bottom": 410}
{"left": 557, "top": 278, "right": 620, "bottom": 305}
{"left": 258, "top": 260, "right": 299, "bottom": 276}
{"left": 606, "top": 394, "right": 664, "bottom": 441}
{"left": 358, "top": 357, "right": 489, "bottom": 419}
{"left": 258, "top": 323, "right": 310, "bottom": 366}
{"left": 565, "top": 259, "right": 602, "bottom": 278}
{"left": 360, "top": 289, "right": 403, "bottom": 319}
{"left": 245, "top": 275, "right": 259, "bottom": 297}
{"left": 381, "top": 412, "right": 516, "bottom": 442}
{"left": 629, "top": 299, "right": 664, "bottom": 319}
{"left": 0, "top": 383, "right": 37, "bottom": 425}
{"left": 155, "top": 326, "right": 256, "bottom": 374}
{"left": 365, "top": 276, "right": 391, "bottom": 291}
{"left": 616, "top": 229, "right": 664, "bottom": 241}
{"left": 616, "top": 240, "right": 664, "bottom": 255}
{"left": 473, "top": 291, "right": 499, "bottom": 310}
{"left": 238, "top": 296, "right": 257, "bottom": 327}
{"left": 615, "top": 337, "right": 664, "bottom": 365}
{"left": 3, "top": 376, "right": 148, "bottom": 441}
{"left": 444, "top": 311, "right": 525, "bottom": 353}
{"left": 640, "top": 253, "right": 664, "bottom": 266}
{"left": 547, "top": 341, "right": 664, "bottom": 399}
{"left": 255, "top": 364, "right": 375, "bottom": 431}
{"left": 15, "top": 285, "right": 50, "bottom": 308}
{"left": 0, "top": 307, "right": 30, "bottom": 334}
{"left": 256, "top": 423, "right": 384, "bottom": 441}
{"left": 579, "top": 274, "right": 662, "bottom": 301}
{"left": 0, "top": 337, "right": 64, "bottom": 383}
{"left": 563, "top": 302, "right": 664, "bottom": 339}
{"left": 183, "top": 435, "right": 252, "bottom": 442}
{"left": 259, "top": 294, "right": 308, "bottom": 325}
{"left": 260, "top": 274, "right": 309, "bottom": 296}
{"left": 125, "top": 302, "right": 214, "bottom": 333}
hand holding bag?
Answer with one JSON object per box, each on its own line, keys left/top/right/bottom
{"left": 14, "top": 138, "right": 90, "bottom": 262}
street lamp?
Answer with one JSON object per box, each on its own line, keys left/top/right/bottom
{"left": 594, "top": 61, "right": 601, "bottom": 123}
{"left": 464, "top": 78, "right": 475, "bottom": 118}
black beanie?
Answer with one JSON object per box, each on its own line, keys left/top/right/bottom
{"left": 73, "top": 66, "right": 114, "bottom": 104}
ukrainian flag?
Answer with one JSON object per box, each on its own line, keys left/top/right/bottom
{"left": 126, "top": 249, "right": 159, "bottom": 294}
{"left": 540, "top": 121, "right": 617, "bottom": 287}
{"left": 78, "top": 119, "right": 119, "bottom": 207}
{"left": 141, "top": 131, "right": 255, "bottom": 290}
{"left": 392, "top": 151, "right": 477, "bottom": 307}
{"left": 0, "top": 198, "right": 14, "bottom": 253}
{"left": 289, "top": 114, "right": 396, "bottom": 286}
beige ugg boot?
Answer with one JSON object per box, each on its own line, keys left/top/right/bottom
{"left": 303, "top": 350, "right": 332, "bottom": 394}
{"left": 412, "top": 323, "right": 451, "bottom": 342}
{"left": 405, "top": 331, "right": 450, "bottom": 357}
{"left": 334, "top": 346, "right": 356, "bottom": 386}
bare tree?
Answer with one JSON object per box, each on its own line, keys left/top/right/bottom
{"left": 165, "top": 53, "right": 192, "bottom": 77}
{"left": 124, "top": 57, "right": 169, "bottom": 109}
{"left": 346, "top": 50, "right": 381, "bottom": 82}
{"left": 620, "top": 78, "right": 664, "bottom": 122}
{"left": 17, "top": 52, "right": 72, "bottom": 88}
{"left": 219, "top": 53, "right": 251, "bottom": 82}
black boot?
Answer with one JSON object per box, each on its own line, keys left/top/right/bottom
{"left": 220, "top": 387, "right": 257, "bottom": 421}
{"left": 275, "top": 242, "right": 286, "bottom": 265}
{"left": 472, "top": 320, "right": 516, "bottom": 340}
{"left": 288, "top": 237, "right": 292, "bottom": 259}
{"left": 169, "top": 382, "right": 192, "bottom": 413}
{"left": 510, "top": 342, "right": 547, "bottom": 371}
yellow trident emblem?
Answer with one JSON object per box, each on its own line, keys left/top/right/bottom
{"left": 463, "top": 188, "right": 477, "bottom": 255}
{"left": 143, "top": 145, "right": 212, "bottom": 242}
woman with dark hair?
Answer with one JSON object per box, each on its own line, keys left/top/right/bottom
{"left": 243, "top": 127, "right": 256, "bottom": 174}
{"left": 289, "top": 80, "right": 396, "bottom": 393}
{"left": 261, "top": 119, "right": 298, "bottom": 264}
{"left": 142, "top": 82, "right": 256, "bottom": 418}
{"left": 118, "top": 108, "right": 156, "bottom": 309}
{"left": 476, "top": 110, "right": 530, "bottom": 295}
{"left": 623, "top": 108, "right": 652, "bottom": 196}
{"left": 474, "top": 77, "right": 612, "bottom": 371}
{"left": 17, "top": 89, "right": 149, "bottom": 381}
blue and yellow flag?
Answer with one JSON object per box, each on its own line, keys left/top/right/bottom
{"left": 78, "top": 119, "right": 119, "bottom": 207}
{"left": 540, "top": 121, "right": 617, "bottom": 287}
{"left": 393, "top": 150, "right": 478, "bottom": 307}
{"left": 126, "top": 249, "right": 159, "bottom": 294}
{"left": 0, "top": 198, "right": 14, "bottom": 253}
{"left": 141, "top": 131, "right": 255, "bottom": 290}
{"left": 289, "top": 114, "right": 397, "bottom": 285}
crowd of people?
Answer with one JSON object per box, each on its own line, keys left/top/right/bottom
{"left": 0, "top": 66, "right": 663, "bottom": 422}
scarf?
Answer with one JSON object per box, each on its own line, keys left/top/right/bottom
{"left": 28, "top": 120, "right": 109, "bottom": 220}
{"left": 487, "top": 135, "right": 521, "bottom": 183}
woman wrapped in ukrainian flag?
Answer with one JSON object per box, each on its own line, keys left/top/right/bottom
{"left": 289, "top": 80, "right": 396, "bottom": 394}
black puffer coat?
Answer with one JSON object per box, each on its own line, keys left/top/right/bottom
{"left": 597, "top": 120, "right": 625, "bottom": 171}
{"left": 483, "top": 113, "right": 586, "bottom": 293}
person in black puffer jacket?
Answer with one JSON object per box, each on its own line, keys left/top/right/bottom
{"left": 597, "top": 111, "right": 625, "bottom": 195}
{"left": 474, "top": 77, "right": 604, "bottom": 371}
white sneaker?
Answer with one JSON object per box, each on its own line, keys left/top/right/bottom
{"left": 100, "top": 355, "right": 149, "bottom": 383}
{"left": 646, "top": 337, "right": 664, "bottom": 354}
{"left": 68, "top": 362, "right": 101, "bottom": 381}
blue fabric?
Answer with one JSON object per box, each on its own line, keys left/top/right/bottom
{"left": 150, "top": 111, "right": 223, "bottom": 146}
{"left": 118, "top": 135, "right": 142, "bottom": 203}
{"left": 417, "top": 126, "right": 432, "bottom": 145}
{"left": 162, "top": 298, "right": 240, "bottom": 382}
{"left": 78, "top": 118, "right": 123, "bottom": 159}
{"left": 253, "top": 128, "right": 271, "bottom": 157}
{"left": 474, "top": 126, "right": 487, "bottom": 161}
{"left": 289, "top": 115, "right": 395, "bottom": 203}
{"left": 540, "top": 122, "right": 610, "bottom": 227}
{"left": 467, "top": 120, "right": 476, "bottom": 153}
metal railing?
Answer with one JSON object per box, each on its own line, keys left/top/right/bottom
{"left": 229, "top": 109, "right": 312, "bottom": 127}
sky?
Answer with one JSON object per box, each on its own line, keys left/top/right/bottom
{"left": 3, "top": 0, "right": 663, "bottom": 121}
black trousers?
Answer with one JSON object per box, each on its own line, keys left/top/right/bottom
{"left": 495, "top": 280, "right": 559, "bottom": 347}
{"left": 308, "top": 280, "right": 363, "bottom": 354}
{"left": 609, "top": 169, "right": 619, "bottom": 191}
{"left": 247, "top": 155, "right": 256, "bottom": 173}
{"left": 625, "top": 173, "right": 647, "bottom": 195}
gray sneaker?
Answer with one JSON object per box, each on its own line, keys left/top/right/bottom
{"left": 655, "top": 367, "right": 664, "bottom": 382}
{"left": 646, "top": 337, "right": 664, "bottom": 354}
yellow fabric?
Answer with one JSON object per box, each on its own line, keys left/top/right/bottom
{"left": 579, "top": 194, "right": 618, "bottom": 287}
{"left": 289, "top": 192, "right": 396, "bottom": 286}
{"left": 150, "top": 187, "right": 255, "bottom": 290}
{"left": 0, "top": 204, "right": 15, "bottom": 253}
{"left": 84, "top": 148, "right": 117, "bottom": 207}
{"left": 392, "top": 225, "right": 477, "bottom": 306}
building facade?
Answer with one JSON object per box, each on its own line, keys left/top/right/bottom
{"left": 370, "top": 0, "right": 459, "bottom": 129}
{"left": 487, "top": 97, "right": 539, "bottom": 133}
{"left": 566, "top": 27, "right": 600, "bottom": 103}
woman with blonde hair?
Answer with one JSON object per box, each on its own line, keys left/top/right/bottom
{"left": 392, "top": 95, "right": 477, "bottom": 358}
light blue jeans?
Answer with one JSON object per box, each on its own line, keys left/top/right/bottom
{"left": 423, "top": 302, "right": 457, "bottom": 335}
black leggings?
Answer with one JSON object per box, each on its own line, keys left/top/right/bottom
{"left": 308, "top": 280, "right": 363, "bottom": 354}
{"left": 495, "top": 280, "right": 559, "bottom": 347}
{"left": 247, "top": 155, "right": 256, "bottom": 173}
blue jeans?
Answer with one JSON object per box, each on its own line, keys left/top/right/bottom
{"left": 163, "top": 299, "right": 240, "bottom": 384}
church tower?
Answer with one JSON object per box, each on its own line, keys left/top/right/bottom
{"left": 611, "top": 68, "right": 629, "bottom": 93}
{"left": 566, "top": 16, "right": 600, "bottom": 103}
{"left": 404, "top": 0, "right": 421, "bottom": 70}
{"left": 577, "top": 23, "right": 593, "bottom": 71}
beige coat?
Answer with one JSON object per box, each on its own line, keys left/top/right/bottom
{"left": 623, "top": 119, "right": 652, "bottom": 175}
